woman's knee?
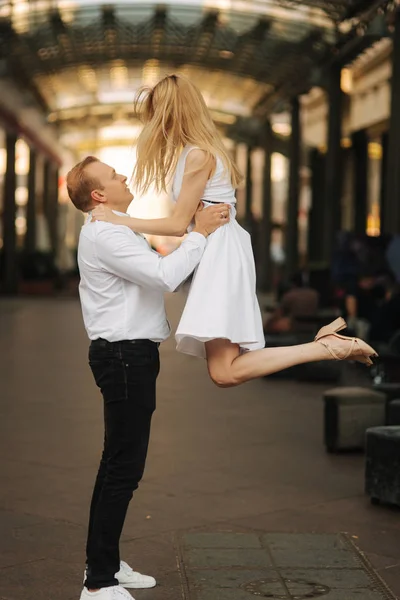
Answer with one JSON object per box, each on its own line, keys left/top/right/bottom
{"left": 208, "top": 366, "right": 238, "bottom": 388}
{"left": 205, "top": 340, "right": 241, "bottom": 388}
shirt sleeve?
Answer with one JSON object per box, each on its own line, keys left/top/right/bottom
{"left": 95, "top": 226, "right": 206, "bottom": 292}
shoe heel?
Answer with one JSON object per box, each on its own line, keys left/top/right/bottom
{"left": 315, "top": 317, "right": 347, "bottom": 342}
{"left": 355, "top": 355, "right": 374, "bottom": 367}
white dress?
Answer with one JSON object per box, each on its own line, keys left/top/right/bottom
{"left": 173, "top": 145, "right": 265, "bottom": 358}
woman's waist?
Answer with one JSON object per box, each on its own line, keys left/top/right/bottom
{"left": 202, "top": 199, "right": 236, "bottom": 206}
{"left": 187, "top": 204, "right": 237, "bottom": 233}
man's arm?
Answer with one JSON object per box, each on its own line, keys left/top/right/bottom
{"left": 95, "top": 226, "right": 206, "bottom": 292}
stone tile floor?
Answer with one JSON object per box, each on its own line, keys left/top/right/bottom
{"left": 180, "top": 532, "right": 396, "bottom": 599}
{"left": 0, "top": 294, "right": 399, "bottom": 599}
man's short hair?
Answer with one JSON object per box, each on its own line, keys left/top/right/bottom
{"left": 66, "top": 156, "right": 102, "bottom": 212}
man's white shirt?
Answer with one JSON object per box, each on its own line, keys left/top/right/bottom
{"left": 78, "top": 214, "right": 206, "bottom": 342}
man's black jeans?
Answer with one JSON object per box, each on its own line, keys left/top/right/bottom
{"left": 85, "top": 338, "right": 160, "bottom": 590}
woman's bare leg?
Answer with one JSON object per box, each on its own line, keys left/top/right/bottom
{"left": 206, "top": 338, "right": 347, "bottom": 388}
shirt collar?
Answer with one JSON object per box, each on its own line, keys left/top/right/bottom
{"left": 87, "top": 208, "right": 129, "bottom": 221}
{"left": 112, "top": 210, "right": 129, "bottom": 217}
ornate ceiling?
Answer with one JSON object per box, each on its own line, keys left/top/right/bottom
{"left": 0, "top": 0, "right": 393, "bottom": 146}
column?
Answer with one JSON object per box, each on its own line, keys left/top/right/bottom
{"left": 43, "top": 159, "right": 59, "bottom": 255}
{"left": 380, "top": 131, "right": 388, "bottom": 234}
{"left": 285, "top": 97, "right": 300, "bottom": 276}
{"left": 49, "top": 165, "right": 59, "bottom": 256}
{"left": 323, "top": 65, "right": 343, "bottom": 261}
{"left": 384, "top": 7, "right": 400, "bottom": 234}
{"left": 25, "top": 147, "right": 37, "bottom": 253}
{"left": 245, "top": 145, "right": 253, "bottom": 237}
{"left": 258, "top": 122, "right": 273, "bottom": 290}
{"left": 234, "top": 144, "right": 246, "bottom": 221}
{"left": 352, "top": 130, "right": 368, "bottom": 235}
{"left": 308, "top": 148, "right": 326, "bottom": 263}
{"left": 2, "top": 132, "right": 17, "bottom": 293}
{"left": 43, "top": 159, "right": 51, "bottom": 222}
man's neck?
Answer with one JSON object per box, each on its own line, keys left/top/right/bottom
{"left": 105, "top": 205, "right": 130, "bottom": 216}
{"left": 87, "top": 207, "right": 129, "bottom": 220}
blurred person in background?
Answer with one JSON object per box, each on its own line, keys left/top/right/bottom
{"left": 93, "top": 74, "right": 377, "bottom": 386}
{"left": 343, "top": 270, "right": 386, "bottom": 340}
{"left": 264, "top": 271, "right": 319, "bottom": 334}
{"left": 369, "top": 271, "right": 400, "bottom": 346}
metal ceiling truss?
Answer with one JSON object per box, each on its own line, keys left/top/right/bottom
{"left": 0, "top": 0, "right": 393, "bottom": 119}
{"left": 276, "top": 0, "right": 391, "bottom": 22}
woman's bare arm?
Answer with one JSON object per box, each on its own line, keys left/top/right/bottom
{"left": 92, "top": 150, "right": 217, "bottom": 237}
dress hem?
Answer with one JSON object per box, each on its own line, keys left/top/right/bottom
{"left": 175, "top": 333, "right": 265, "bottom": 359}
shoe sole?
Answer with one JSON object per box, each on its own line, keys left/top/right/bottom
{"left": 120, "top": 582, "right": 157, "bottom": 589}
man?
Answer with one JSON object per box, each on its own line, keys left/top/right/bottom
{"left": 66, "top": 156, "right": 229, "bottom": 600}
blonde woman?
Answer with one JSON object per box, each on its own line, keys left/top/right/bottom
{"left": 92, "top": 74, "right": 377, "bottom": 386}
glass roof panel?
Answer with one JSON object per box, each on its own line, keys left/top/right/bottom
{"left": 41, "top": 62, "right": 270, "bottom": 126}
{"left": 0, "top": 0, "right": 388, "bottom": 122}
{"left": 0, "top": 0, "right": 384, "bottom": 35}
{"left": 0, "top": 0, "right": 338, "bottom": 35}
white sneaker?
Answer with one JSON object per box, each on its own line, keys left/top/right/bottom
{"left": 83, "top": 561, "right": 156, "bottom": 590}
{"left": 117, "top": 561, "right": 156, "bottom": 589}
{"left": 79, "top": 584, "right": 133, "bottom": 599}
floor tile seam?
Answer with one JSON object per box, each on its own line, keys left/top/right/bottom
{"left": 0, "top": 508, "right": 86, "bottom": 530}
{"left": 120, "top": 513, "right": 372, "bottom": 547}
{"left": 378, "top": 563, "right": 400, "bottom": 572}
{"left": 185, "top": 565, "right": 370, "bottom": 572}
{"left": 0, "top": 556, "right": 47, "bottom": 571}
{"left": 370, "top": 552, "right": 400, "bottom": 562}
{"left": 173, "top": 533, "right": 191, "bottom": 600}
{"left": 0, "top": 458, "right": 96, "bottom": 471}
{"left": 212, "top": 493, "right": 368, "bottom": 525}
{"left": 0, "top": 519, "right": 44, "bottom": 532}
{"left": 216, "top": 516, "right": 353, "bottom": 536}
{"left": 254, "top": 532, "right": 292, "bottom": 598}
{"left": 119, "top": 520, "right": 243, "bottom": 544}
{"left": 342, "top": 533, "right": 398, "bottom": 600}
{"left": 181, "top": 545, "right": 368, "bottom": 557}
{"left": 120, "top": 532, "right": 176, "bottom": 545}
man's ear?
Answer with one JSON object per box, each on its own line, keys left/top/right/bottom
{"left": 91, "top": 189, "right": 106, "bottom": 203}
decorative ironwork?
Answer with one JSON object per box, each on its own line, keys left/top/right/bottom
{"left": 0, "top": 0, "right": 392, "bottom": 118}
{"left": 276, "top": 0, "right": 390, "bottom": 22}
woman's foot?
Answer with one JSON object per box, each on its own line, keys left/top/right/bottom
{"left": 315, "top": 317, "right": 378, "bottom": 366}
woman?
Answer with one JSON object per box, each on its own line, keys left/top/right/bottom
{"left": 92, "top": 74, "right": 377, "bottom": 387}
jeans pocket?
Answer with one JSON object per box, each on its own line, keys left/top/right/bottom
{"left": 89, "top": 359, "right": 116, "bottom": 394}
{"left": 122, "top": 346, "right": 153, "bottom": 367}
{"left": 124, "top": 352, "right": 160, "bottom": 411}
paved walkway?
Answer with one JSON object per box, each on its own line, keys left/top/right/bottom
{"left": 0, "top": 294, "right": 399, "bottom": 600}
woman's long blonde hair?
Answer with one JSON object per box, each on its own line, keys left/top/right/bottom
{"left": 133, "top": 74, "right": 243, "bottom": 194}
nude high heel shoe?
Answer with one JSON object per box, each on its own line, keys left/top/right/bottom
{"left": 314, "top": 317, "right": 378, "bottom": 366}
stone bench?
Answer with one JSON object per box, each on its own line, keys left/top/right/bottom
{"left": 323, "top": 387, "right": 386, "bottom": 453}
{"left": 373, "top": 383, "right": 400, "bottom": 423}
{"left": 387, "top": 400, "right": 400, "bottom": 426}
{"left": 365, "top": 426, "right": 400, "bottom": 507}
